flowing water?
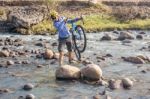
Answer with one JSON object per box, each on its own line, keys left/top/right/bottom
{"left": 0, "top": 31, "right": 150, "bottom": 99}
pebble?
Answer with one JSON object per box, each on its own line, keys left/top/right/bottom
{"left": 25, "top": 94, "right": 35, "bottom": 99}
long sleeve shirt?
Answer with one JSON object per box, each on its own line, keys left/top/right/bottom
{"left": 53, "top": 17, "right": 80, "bottom": 39}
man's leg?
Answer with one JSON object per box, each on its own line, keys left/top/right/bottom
{"left": 66, "top": 38, "right": 74, "bottom": 63}
{"left": 58, "top": 40, "right": 64, "bottom": 66}
{"left": 59, "top": 51, "right": 64, "bottom": 66}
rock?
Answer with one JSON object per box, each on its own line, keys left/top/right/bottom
{"left": 136, "top": 35, "right": 143, "bottom": 40}
{"left": 109, "top": 79, "right": 122, "bottom": 90}
{"left": 122, "top": 78, "right": 133, "bottom": 89}
{"left": 137, "top": 55, "right": 150, "bottom": 62}
{"left": 118, "top": 31, "right": 134, "bottom": 40}
{"left": 37, "top": 65, "right": 43, "bottom": 68}
{"left": 53, "top": 52, "right": 59, "bottom": 59}
{"left": 18, "top": 96, "right": 24, "bottom": 99}
{"left": 7, "top": 6, "right": 46, "bottom": 29}
{"left": 139, "top": 32, "right": 146, "bottom": 34}
{"left": 7, "top": 60, "right": 14, "bottom": 65}
{"left": 55, "top": 65, "right": 80, "bottom": 80}
{"left": 93, "top": 94, "right": 101, "bottom": 99}
{"left": 81, "top": 64, "right": 102, "bottom": 81}
{"left": 0, "top": 50, "right": 10, "bottom": 57}
{"left": 141, "top": 70, "right": 147, "bottom": 73}
{"left": 106, "top": 95, "right": 111, "bottom": 99}
{"left": 82, "top": 60, "right": 93, "bottom": 65}
{"left": 122, "top": 56, "right": 145, "bottom": 64}
{"left": 105, "top": 54, "right": 113, "bottom": 57}
{"left": 0, "top": 42, "right": 4, "bottom": 46}
{"left": 25, "top": 94, "right": 35, "bottom": 99}
{"left": 101, "top": 34, "right": 112, "bottom": 41}
{"left": 113, "top": 30, "right": 119, "bottom": 34}
{"left": 35, "top": 43, "right": 43, "bottom": 47}
{"left": 44, "top": 49, "right": 54, "bottom": 59}
{"left": 23, "top": 83, "right": 34, "bottom": 91}
{"left": 0, "top": 89, "right": 11, "bottom": 94}
{"left": 22, "top": 61, "right": 29, "bottom": 64}
{"left": 99, "top": 80, "right": 109, "bottom": 86}
{"left": 51, "top": 42, "right": 58, "bottom": 46}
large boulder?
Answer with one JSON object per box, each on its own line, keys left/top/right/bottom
{"left": 7, "top": 6, "right": 47, "bottom": 30}
{"left": 81, "top": 64, "right": 102, "bottom": 81}
{"left": 44, "top": 49, "right": 54, "bottom": 59}
{"left": 118, "top": 31, "right": 134, "bottom": 40}
{"left": 55, "top": 65, "right": 81, "bottom": 80}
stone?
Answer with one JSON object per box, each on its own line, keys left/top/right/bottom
{"left": 109, "top": 79, "right": 122, "bottom": 90}
{"left": 35, "top": 43, "right": 43, "bottom": 47}
{"left": 122, "top": 56, "right": 145, "bottom": 64}
{"left": 25, "top": 94, "right": 35, "bottom": 99}
{"left": 93, "top": 94, "right": 101, "bottom": 99}
{"left": 51, "top": 42, "right": 58, "bottom": 46}
{"left": 0, "top": 50, "right": 10, "bottom": 57}
{"left": 82, "top": 60, "right": 93, "bottom": 65}
{"left": 81, "top": 64, "right": 102, "bottom": 81}
{"left": 136, "top": 35, "right": 143, "bottom": 40}
{"left": 23, "top": 83, "right": 34, "bottom": 91}
{"left": 99, "top": 80, "right": 109, "bottom": 86}
{"left": 44, "top": 49, "right": 54, "bottom": 59}
{"left": 122, "top": 78, "right": 133, "bottom": 89}
{"left": 56, "top": 65, "right": 80, "bottom": 80}
{"left": 53, "top": 52, "right": 59, "bottom": 59}
{"left": 139, "top": 32, "right": 146, "bottom": 34}
{"left": 101, "top": 34, "right": 112, "bottom": 41}
{"left": 118, "top": 31, "right": 134, "bottom": 40}
{"left": 7, "top": 60, "right": 14, "bottom": 65}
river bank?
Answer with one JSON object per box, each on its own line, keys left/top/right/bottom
{"left": 0, "top": 1, "right": 150, "bottom": 34}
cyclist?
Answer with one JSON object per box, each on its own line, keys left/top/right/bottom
{"left": 50, "top": 10, "right": 83, "bottom": 66}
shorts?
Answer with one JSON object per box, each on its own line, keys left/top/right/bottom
{"left": 58, "top": 36, "right": 72, "bottom": 52}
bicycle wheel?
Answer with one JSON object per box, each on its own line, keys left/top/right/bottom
{"left": 72, "top": 35, "right": 81, "bottom": 61}
{"left": 74, "top": 25, "right": 87, "bottom": 53}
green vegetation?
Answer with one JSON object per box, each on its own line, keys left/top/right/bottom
{"left": 0, "top": 9, "right": 4, "bottom": 16}
{"left": 29, "top": 1, "right": 150, "bottom": 34}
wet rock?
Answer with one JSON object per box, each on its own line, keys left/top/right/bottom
{"left": 7, "top": 60, "right": 14, "bottom": 65}
{"left": 96, "top": 56, "right": 105, "bottom": 61}
{"left": 22, "top": 61, "right": 29, "bottom": 64}
{"left": 44, "top": 49, "right": 54, "bottom": 59}
{"left": 105, "top": 54, "right": 113, "bottom": 57}
{"left": 0, "top": 64, "right": 4, "bottom": 68}
{"left": 113, "top": 30, "right": 119, "bottom": 34}
{"left": 37, "top": 65, "right": 43, "bottom": 68}
{"left": 35, "top": 43, "right": 43, "bottom": 47}
{"left": 15, "top": 61, "right": 22, "bottom": 64}
{"left": 122, "top": 56, "right": 145, "bottom": 64}
{"left": 18, "top": 96, "right": 24, "bottom": 99}
{"left": 25, "top": 94, "right": 35, "bottom": 99}
{"left": 55, "top": 65, "right": 80, "bottom": 80}
{"left": 53, "top": 52, "right": 59, "bottom": 59}
{"left": 36, "top": 54, "right": 43, "bottom": 58}
{"left": 122, "top": 78, "right": 133, "bottom": 89}
{"left": 0, "top": 50, "right": 10, "bottom": 57}
{"left": 99, "top": 80, "right": 109, "bottom": 86}
{"left": 139, "top": 31, "right": 146, "bottom": 34}
{"left": 141, "top": 70, "right": 147, "bottom": 73}
{"left": 23, "top": 83, "right": 34, "bottom": 91}
{"left": 136, "top": 35, "right": 143, "bottom": 40}
{"left": 109, "top": 79, "right": 122, "bottom": 90}
{"left": 93, "top": 94, "right": 101, "bottom": 99}
{"left": 81, "top": 64, "right": 102, "bottom": 81}
{"left": 3, "top": 89, "right": 11, "bottom": 93}
{"left": 52, "top": 42, "right": 58, "bottom": 46}
{"left": 14, "top": 38, "right": 22, "bottom": 42}
{"left": 122, "top": 40, "right": 132, "bottom": 43}
{"left": 106, "top": 95, "right": 111, "bottom": 99}
{"left": 82, "top": 60, "right": 93, "bottom": 65}
{"left": 137, "top": 55, "right": 150, "bottom": 62}
{"left": 0, "top": 42, "right": 4, "bottom": 46}
{"left": 101, "top": 34, "right": 112, "bottom": 41}
{"left": 118, "top": 31, "right": 134, "bottom": 40}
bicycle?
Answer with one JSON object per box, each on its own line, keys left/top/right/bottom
{"left": 69, "top": 18, "right": 87, "bottom": 61}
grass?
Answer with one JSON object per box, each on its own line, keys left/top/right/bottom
{"left": 31, "top": 14, "right": 150, "bottom": 34}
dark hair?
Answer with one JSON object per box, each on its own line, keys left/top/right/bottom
{"left": 51, "top": 15, "right": 56, "bottom": 20}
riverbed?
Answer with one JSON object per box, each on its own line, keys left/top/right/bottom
{"left": 0, "top": 31, "right": 150, "bottom": 99}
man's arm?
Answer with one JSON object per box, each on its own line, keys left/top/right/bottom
{"left": 66, "top": 16, "right": 83, "bottom": 24}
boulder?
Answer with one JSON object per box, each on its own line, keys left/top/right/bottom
{"left": 122, "top": 56, "right": 145, "bottom": 64}
{"left": 55, "top": 65, "right": 80, "bottom": 80}
{"left": 0, "top": 50, "right": 10, "bottom": 57}
{"left": 101, "top": 34, "right": 112, "bottom": 41}
{"left": 118, "top": 31, "right": 134, "bottom": 40}
{"left": 44, "top": 49, "right": 54, "bottom": 59}
{"left": 109, "top": 79, "right": 122, "bottom": 90}
{"left": 122, "top": 78, "right": 133, "bottom": 89}
{"left": 7, "top": 6, "right": 46, "bottom": 29}
{"left": 7, "top": 60, "right": 14, "bottom": 65}
{"left": 81, "top": 64, "right": 102, "bottom": 81}
{"left": 25, "top": 94, "right": 35, "bottom": 99}
{"left": 136, "top": 35, "right": 143, "bottom": 40}
{"left": 23, "top": 83, "right": 34, "bottom": 91}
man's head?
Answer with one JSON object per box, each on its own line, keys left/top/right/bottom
{"left": 50, "top": 10, "right": 58, "bottom": 21}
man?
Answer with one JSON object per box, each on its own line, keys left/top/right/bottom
{"left": 50, "top": 11, "right": 83, "bottom": 66}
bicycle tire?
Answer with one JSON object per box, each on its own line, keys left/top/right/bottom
{"left": 74, "top": 25, "right": 87, "bottom": 53}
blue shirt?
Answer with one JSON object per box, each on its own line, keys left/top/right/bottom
{"left": 53, "top": 17, "right": 80, "bottom": 39}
